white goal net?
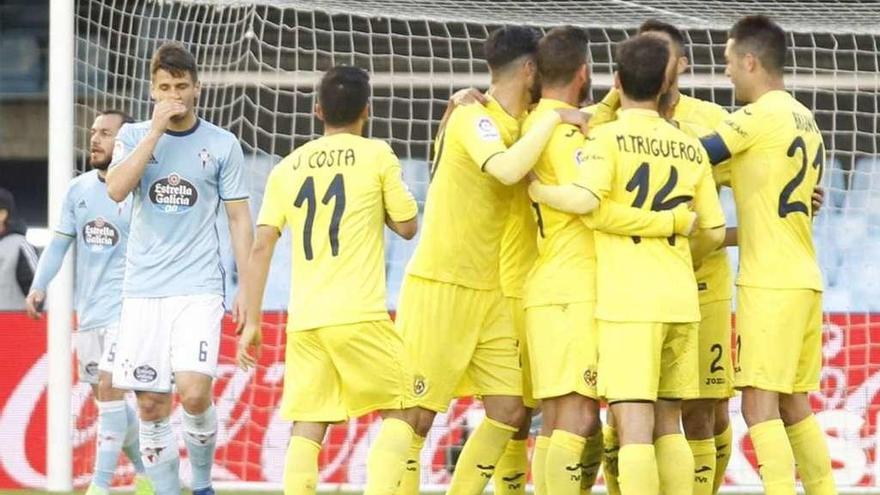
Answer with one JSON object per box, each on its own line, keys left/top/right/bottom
{"left": 25, "top": 0, "right": 880, "bottom": 491}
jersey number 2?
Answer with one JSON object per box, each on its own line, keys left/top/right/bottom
{"left": 294, "top": 174, "right": 346, "bottom": 260}
{"left": 778, "top": 136, "right": 824, "bottom": 218}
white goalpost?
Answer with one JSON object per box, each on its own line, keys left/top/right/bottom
{"left": 38, "top": 0, "right": 880, "bottom": 492}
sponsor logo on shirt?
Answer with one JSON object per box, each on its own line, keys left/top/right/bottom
{"left": 149, "top": 173, "right": 199, "bottom": 214}
{"left": 82, "top": 216, "right": 120, "bottom": 251}
{"left": 574, "top": 148, "right": 586, "bottom": 167}
{"left": 475, "top": 117, "right": 501, "bottom": 141}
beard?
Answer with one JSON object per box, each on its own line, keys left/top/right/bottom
{"left": 578, "top": 78, "right": 591, "bottom": 106}
{"left": 90, "top": 156, "right": 111, "bottom": 171}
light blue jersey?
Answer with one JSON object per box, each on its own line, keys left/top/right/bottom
{"left": 31, "top": 170, "right": 131, "bottom": 330}
{"left": 111, "top": 118, "right": 248, "bottom": 298}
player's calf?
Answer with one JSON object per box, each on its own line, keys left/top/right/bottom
{"left": 176, "top": 372, "right": 218, "bottom": 493}
{"left": 653, "top": 400, "right": 695, "bottom": 495}
{"left": 610, "top": 402, "right": 658, "bottom": 495}
{"left": 544, "top": 394, "right": 601, "bottom": 495}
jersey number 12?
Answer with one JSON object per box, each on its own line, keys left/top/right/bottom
{"left": 294, "top": 174, "right": 346, "bottom": 260}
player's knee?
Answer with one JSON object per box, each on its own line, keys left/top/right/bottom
{"left": 180, "top": 394, "right": 212, "bottom": 415}
{"left": 136, "top": 394, "right": 170, "bottom": 421}
{"left": 413, "top": 408, "right": 436, "bottom": 437}
{"left": 779, "top": 394, "right": 812, "bottom": 426}
{"left": 682, "top": 401, "right": 715, "bottom": 439}
{"left": 714, "top": 400, "right": 731, "bottom": 434}
{"left": 485, "top": 398, "right": 526, "bottom": 429}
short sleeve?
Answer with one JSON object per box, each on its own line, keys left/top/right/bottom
{"left": 694, "top": 160, "right": 726, "bottom": 229}
{"left": 705, "top": 105, "right": 761, "bottom": 162}
{"left": 575, "top": 134, "right": 615, "bottom": 200}
{"left": 56, "top": 186, "right": 77, "bottom": 237}
{"left": 220, "top": 140, "right": 249, "bottom": 201}
{"left": 378, "top": 145, "right": 418, "bottom": 222}
{"left": 256, "top": 165, "right": 288, "bottom": 230}
{"left": 109, "top": 124, "right": 138, "bottom": 169}
{"left": 454, "top": 107, "right": 509, "bottom": 170}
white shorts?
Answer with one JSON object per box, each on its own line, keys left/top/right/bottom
{"left": 74, "top": 324, "right": 119, "bottom": 385}
{"left": 112, "top": 294, "right": 224, "bottom": 393}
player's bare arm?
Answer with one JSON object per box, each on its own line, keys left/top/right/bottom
{"left": 237, "top": 225, "right": 278, "bottom": 371}
{"left": 385, "top": 214, "right": 418, "bottom": 240}
{"left": 689, "top": 225, "right": 726, "bottom": 266}
{"left": 106, "top": 99, "right": 186, "bottom": 201}
{"left": 225, "top": 200, "right": 255, "bottom": 333}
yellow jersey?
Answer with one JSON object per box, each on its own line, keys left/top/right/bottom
{"left": 258, "top": 133, "right": 418, "bottom": 332}
{"left": 673, "top": 93, "right": 733, "bottom": 304}
{"left": 523, "top": 99, "right": 598, "bottom": 306}
{"left": 407, "top": 96, "right": 521, "bottom": 290}
{"left": 499, "top": 181, "right": 537, "bottom": 299}
{"left": 708, "top": 90, "right": 824, "bottom": 291}
{"left": 578, "top": 109, "right": 726, "bottom": 323}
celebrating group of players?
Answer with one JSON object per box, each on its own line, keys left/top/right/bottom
{"left": 24, "top": 9, "right": 836, "bottom": 495}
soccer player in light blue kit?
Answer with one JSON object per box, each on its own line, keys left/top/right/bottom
{"left": 26, "top": 109, "right": 154, "bottom": 495}
{"left": 106, "top": 42, "right": 254, "bottom": 495}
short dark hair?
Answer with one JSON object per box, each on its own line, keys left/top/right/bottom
{"left": 638, "top": 19, "right": 686, "bottom": 57}
{"left": 729, "top": 15, "right": 786, "bottom": 74}
{"left": 484, "top": 26, "right": 542, "bottom": 72}
{"left": 318, "top": 66, "right": 370, "bottom": 126}
{"left": 537, "top": 26, "right": 589, "bottom": 87}
{"left": 150, "top": 42, "right": 198, "bottom": 81}
{"left": 98, "top": 109, "right": 135, "bottom": 124}
{"left": 615, "top": 35, "right": 670, "bottom": 101}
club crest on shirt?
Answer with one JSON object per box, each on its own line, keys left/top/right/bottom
{"left": 149, "top": 173, "right": 199, "bottom": 214}
{"left": 198, "top": 148, "right": 214, "bottom": 169}
{"left": 82, "top": 216, "right": 120, "bottom": 251}
{"left": 475, "top": 117, "right": 501, "bottom": 141}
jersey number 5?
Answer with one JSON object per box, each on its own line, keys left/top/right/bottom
{"left": 626, "top": 162, "right": 693, "bottom": 245}
{"left": 779, "top": 136, "right": 824, "bottom": 218}
{"left": 294, "top": 174, "right": 346, "bottom": 261}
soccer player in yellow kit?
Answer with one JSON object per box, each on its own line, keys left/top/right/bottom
{"left": 524, "top": 27, "right": 699, "bottom": 495}
{"left": 530, "top": 35, "right": 726, "bottom": 495}
{"left": 237, "top": 66, "right": 420, "bottom": 495}
{"left": 699, "top": 16, "right": 836, "bottom": 495}
{"left": 641, "top": 20, "right": 736, "bottom": 495}
{"left": 394, "top": 26, "right": 590, "bottom": 495}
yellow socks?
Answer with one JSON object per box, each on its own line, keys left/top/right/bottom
{"left": 580, "top": 431, "right": 603, "bottom": 495}
{"left": 395, "top": 434, "right": 424, "bottom": 495}
{"left": 365, "top": 418, "right": 415, "bottom": 495}
{"left": 532, "top": 435, "right": 551, "bottom": 495}
{"left": 688, "top": 438, "right": 717, "bottom": 495}
{"left": 284, "top": 436, "right": 321, "bottom": 495}
{"left": 749, "top": 419, "right": 796, "bottom": 495}
{"left": 713, "top": 424, "right": 732, "bottom": 494}
{"left": 655, "top": 434, "right": 694, "bottom": 495}
{"left": 494, "top": 439, "right": 528, "bottom": 495}
{"left": 602, "top": 425, "right": 621, "bottom": 495}
{"left": 447, "top": 417, "right": 517, "bottom": 495}
{"left": 545, "top": 430, "right": 587, "bottom": 495}
{"left": 786, "top": 416, "right": 837, "bottom": 495}
{"left": 618, "top": 444, "right": 659, "bottom": 495}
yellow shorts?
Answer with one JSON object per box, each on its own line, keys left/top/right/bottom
{"left": 396, "top": 275, "right": 522, "bottom": 413}
{"left": 526, "top": 302, "right": 598, "bottom": 400}
{"left": 734, "top": 287, "right": 823, "bottom": 394}
{"left": 597, "top": 320, "right": 699, "bottom": 402}
{"left": 508, "top": 297, "right": 538, "bottom": 408}
{"left": 696, "top": 299, "right": 735, "bottom": 399}
{"left": 279, "top": 320, "right": 410, "bottom": 422}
